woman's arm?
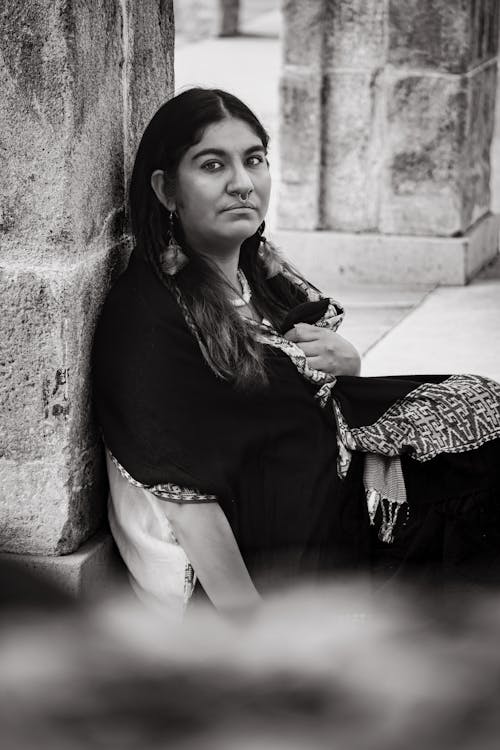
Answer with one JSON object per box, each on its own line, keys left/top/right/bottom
{"left": 163, "top": 501, "right": 261, "bottom": 619}
{"left": 284, "top": 323, "right": 361, "bottom": 376}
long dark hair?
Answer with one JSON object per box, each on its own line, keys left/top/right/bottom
{"left": 129, "top": 87, "right": 306, "bottom": 389}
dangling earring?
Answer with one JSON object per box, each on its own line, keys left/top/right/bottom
{"left": 159, "top": 211, "right": 189, "bottom": 276}
{"left": 257, "top": 226, "right": 284, "bottom": 279}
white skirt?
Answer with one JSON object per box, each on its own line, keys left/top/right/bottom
{"left": 105, "top": 450, "right": 195, "bottom": 622}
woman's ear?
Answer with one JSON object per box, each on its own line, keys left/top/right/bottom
{"left": 151, "top": 170, "right": 176, "bottom": 212}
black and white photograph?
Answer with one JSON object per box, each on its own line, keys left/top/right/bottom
{"left": 1, "top": 1, "right": 500, "bottom": 748}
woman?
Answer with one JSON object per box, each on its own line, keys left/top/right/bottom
{"left": 93, "top": 88, "right": 500, "bottom": 620}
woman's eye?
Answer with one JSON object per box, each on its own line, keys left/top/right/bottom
{"left": 202, "top": 161, "right": 223, "bottom": 172}
{"left": 247, "top": 155, "right": 265, "bottom": 166}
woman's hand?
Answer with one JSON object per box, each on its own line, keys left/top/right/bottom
{"left": 284, "top": 323, "right": 361, "bottom": 376}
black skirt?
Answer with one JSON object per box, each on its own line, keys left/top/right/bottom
{"left": 230, "top": 363, "right": 500, "bottom": 594}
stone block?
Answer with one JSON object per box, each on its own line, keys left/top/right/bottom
{"left": 380, "top": 71, "right": 469, "bottom": 236}
{"left": 0, "top": 246, "right": 125, "bottom": 555}
{"left": 322, "top": 70, "right": 385, "bottom": 231}
{"left": 380, "top": 64, "right": 497, "bottom": 236}
{"left": 272, "top": 213, "right": 499, "bottom": 287}
{"left": 123, "top": 0, "right": 175, "bottom": 183}
{"left": 281, "top": 0, "right": 326, "bottom": 70}
{"left": 277, "top": 69, "right": 323, "bottom": 229}
{"left": 219, "top": 0, "right": 241, "bottom": 37}
{"left": 173, "top": 0, "right": 219, "bottom": 44}
{"left": 388, "top": 0, "right": 498, "bottom": 74}
{"left": 0, "top": 530, "right": 128, "bottom": 599}
{"left": 464, "top": 211, "right": 500, "bottom": 279}
{"left": 325, "top": 0, "right": 386, "bottom": 70}
{"left": 0, "top": 1, "right": 174, "bottom": 558}
{"left": 0, "top": 449, "right": 106, "bottom": 556}
{"left": 470, "top": 0, "right": 500, "bottom": 66}
{"left": 0, "top": 0, "right": 124, "bottom": 260}
{"left": 462, "top": 62, "right": 497, "bottom": 228}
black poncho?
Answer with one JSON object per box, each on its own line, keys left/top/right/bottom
{"left": 93, "top": 248, "right": 500, "bottom": 587}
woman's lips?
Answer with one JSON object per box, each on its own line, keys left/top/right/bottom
{"left": 223, "top": 204, "right": 257, "bottom": 211}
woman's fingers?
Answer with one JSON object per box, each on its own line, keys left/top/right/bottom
{"left": 305, "top": 355, "right": 329, "bottom": 371}
{"left": 283, "top": 326, "right": 360, "bottom": 375}
{"left": 293, "top": 340, "right": 323, "bottom": 357}
{"left": 283, "top": 323, "right": 321, "bottom": 343}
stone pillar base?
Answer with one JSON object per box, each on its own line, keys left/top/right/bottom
{"left": 0, "top": 530, "right": 127, "bottom": 600}
{"left": 273, "top": 213, "right": 499, "bottom": 287}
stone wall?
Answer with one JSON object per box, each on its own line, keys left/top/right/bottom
{"left": 279, "top": 0, "right": 499, "bottom": 238}
{"left": 0, "top": 1, "right": 174, "bottom": 556}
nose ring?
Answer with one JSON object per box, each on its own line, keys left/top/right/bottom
{"left": 238, "top": 190, "right": 252, "bottom": 202}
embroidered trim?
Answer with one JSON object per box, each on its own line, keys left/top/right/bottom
{"left": 107, "top": 450, "right": 218, "bottom": 504}
{"left": 332, "top": 398, "right": 355, "bottom": 478}
{"left": 184, "top": 563, "right": 196, "bottom": 605}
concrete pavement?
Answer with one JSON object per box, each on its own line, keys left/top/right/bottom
{"left": 174, "top": 9, "right": 500, "bottom": 383}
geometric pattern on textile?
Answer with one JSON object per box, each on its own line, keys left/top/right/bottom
{"left": 107, "top": 449, "right": 218, "bottom": 504}
{"left": 347, "top": 374, "right": 500, "bottom": 462}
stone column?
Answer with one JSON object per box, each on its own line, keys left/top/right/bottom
{"left": 279, "top": 0, "right": 325, "bottom": 229}
{"left": 219, "top": 0, "right": 241, "bottom": 37}
{"left": 277, "top": 0, "right": 500, "bottom": 285}
{"left": 0, "top": 1, "right": 174, "bottom": 592}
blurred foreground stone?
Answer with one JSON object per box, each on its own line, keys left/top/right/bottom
{"left": 2, "top": 579, "right": 500, "bottom": 749}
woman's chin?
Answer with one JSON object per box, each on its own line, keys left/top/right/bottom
{"left": 219, "top": 222, "right": 261, "bottom": 245}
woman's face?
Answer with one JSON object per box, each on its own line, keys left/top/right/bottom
{"left": 170, "top": 117, "right": 271, "bottom": 253}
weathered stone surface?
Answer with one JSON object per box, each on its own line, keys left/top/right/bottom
{"left": 278, "top": 0, "right": 498, "bottom": 241}
{"left": 0, "top": 1, "right": 174, "bottom": 557}
{"left": 218, "top": 0, "right": 241, "bottom": 37}
{"left": 0, "top": 248, "right": 124, "bottom": 554}
{"left": 278, "top": 70, "right": 323, "bottom": 229}
{"left": 470, "top": 0, "right": 500, "bottom": 64}
{"left": 278, "top": 0, "right": 327, "bottom": 229}
{"left": 325, "top": 0, "right": 386, "bottom": 70}
{"left": 282, "top": 0, "right": 326, "bottom": 69}
{"left": 0, "top": 447, "right": 106, "bottom": 556}
{"left": 462, "top": 62, "right": 497, "bottom": 228}
{"left": 388, "top": 0, "right": 498, "bottom": 74}
{"left": 0, "top": 249, "right": 123, "bottom": 463}
{"left": 380, "top": 71, "right": 468, "bottom": 235}
{"left": 322, "top": 70, "right": 385, "bottom": 231}
{"left": 380, "top": 64, "right": 497, "bottom": 236}
{"left": 124, "top": 0, "right": 175, "bottom": 184}
{"left": 0, "top": 0, "right": 124, "bottom": 260}
{"left": 173, "top": 0, "right": 219, "bottom": 44}
{"left": 491, "top": 41, "right": 500, "bottom": 214}
{"left": 388, "top": 0, "right": 470, "bottom": 73}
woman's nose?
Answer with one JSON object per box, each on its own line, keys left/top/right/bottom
{"left": 227, "top": 162, "right": 254, "bottom": 196}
